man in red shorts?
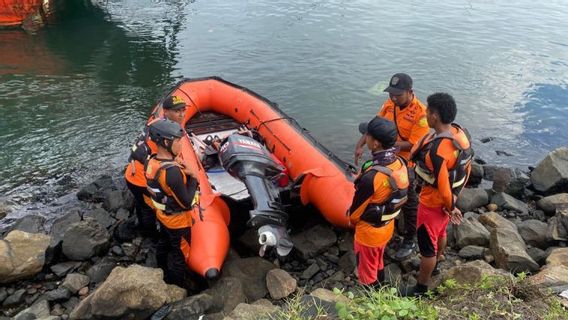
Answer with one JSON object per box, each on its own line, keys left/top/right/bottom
{"left": 406, "top": 92, "right": 473, "bottom": 296}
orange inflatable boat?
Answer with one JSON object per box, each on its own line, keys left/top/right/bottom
{"left": 149, "top": 77, "right": 356, "bottom": 279}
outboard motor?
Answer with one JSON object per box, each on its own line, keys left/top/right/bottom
{"left": 219, "top": 134, "right": 293, "bottom": 257}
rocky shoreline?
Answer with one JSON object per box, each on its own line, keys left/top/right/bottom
{"left": 1, "top": 147, "right": 567, "bottom": 319}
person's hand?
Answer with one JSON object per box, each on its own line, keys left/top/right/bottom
{"left": 444, "top": 207, "right": 463, "bottom": 225}
{"left": 354, "top": 147, "right": 364, "bottom": 166}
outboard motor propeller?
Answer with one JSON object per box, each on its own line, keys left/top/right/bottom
{"left": 219, "top": 134, "right": 293, "bottom": 256}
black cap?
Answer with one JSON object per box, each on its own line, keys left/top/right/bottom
{"left": 163, "top": 95, "right": 186, "bottom": 110}
{"left": 383, "top": 73, "right": 413, "bottom": 95}
{"left": 358, "top": 117, "right": 398, "bottom": 148}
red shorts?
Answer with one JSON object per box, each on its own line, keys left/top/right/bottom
{"left": 416, "top": 203, "right": 449, "bottom": 257}
{"left": 354, "top": 240, "right": 386, "bottom": 285}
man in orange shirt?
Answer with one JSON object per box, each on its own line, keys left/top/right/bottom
{"left": 355, "top": 73, "right": 429, "bottom": 261}
{"left": 350, "top": 117, "right": 409, "bottom": 286}
{"left": 406, "top": 92, "right": 472, "bottom": 296}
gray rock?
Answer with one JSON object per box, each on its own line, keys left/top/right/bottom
{"left": 222, "top": 257, "right": 276, "bottom": 301}
{"left": 338, "top": 251, "right": 356, "bottom": 275}
{"left": 527, "top": 247, "right": 547, "bottom": 265}
{"left": 0, "top": 230, "right": 51, "bottom": 283}
{"left": 546, "top": 248, "right": 568, "bottom": 267}
{"left": 62, "top": 218, "right": 109, "bottom": 260}
{"left": 115, "top": 208, "right": 130, "bottom": 221}
{"left": 505, "top": 170, "right": 530, "bottom": 200}
{"left": 491, "top": 167, "right": 515, "bottom": 193}
{"left": 537, "top": 193, "right": 568, "bottom": 215}
{"left": 6, "top": 215, "right": 46, "bottom": 234}
{"left": 2, "top": 289, "right": 25, "bottom": 306}
{"left": 48, "top": 211, "right": 82, "bottom": 260}
{"left": 291, "top": 295, "right": 338, "bottom": 319}
{"left": 86, "top": 257, "right": 117, "bottom": 284}
{"left": 228, "top": 302, "right": 278, "bottom": 320}
{"left": 482, "top": 165, "right": 503, "bottom": 181}
{"left": 43, "top": 288, "right": 71, "bottom": 302}
{"left": 62, "top": 273, "right": 90, "bottom": 294}
{"left": 77, "top": 175, "right": 114, "bottom": 203}
{"left": 479, "top": 211, "right": 518, "bottom": 231}
{"left": 83, "top": 208, "right": 116, "bottom": 229}
{"left": 237, "top": 228, "right": 261, "bottom": 254}
{"left": 0, "top": 287, "right": 7, "bottom": 303}
{"left": 103, "top": 190, "right": 133, "bottom": 213}
{"left": 442, "top": 260, "right": 512, "bottom": 285}
{"left": 50, "top": 261, "right": 81, "bottom": 278}
{"left": 266, "top": 269, "right": 297, "bottom": 299}
{"left": 491, "top": 192, "right": 528, "bottom": 215}
{"left": 291, "top": 225, "right": 337, "bottom": 260}
{"left": 300, "top": 263, "right": 320, "bottom": 280}
{"left": 456, "top": 188, "right": 489, "bottom": 212}
{"left": 455, "top": 216, "right": 491, "bottom": 248}
{"left": 70, "top": 265, "right": 186, "bottom": 320}
{"left": 13, "top": 300, "right": 50, "bottom": 320}
{"left": 113, "top": 216, "right": 138, "bottom": 242}
{"left": 530, "top": 147, "right": 568, "bottom": 194}
{"left": 62, "top": 297, "right": 80, "bottom": 311}
{"left": 458, "top": 245, "right": 486, "bottom": 260}
{"left": 309, "top": 288, "right": 350, "bottom": 305}
{"left": 165, "top": 294, "right": 213, "bottom": 320}
{"left": 338, "top": 233, "right": 354, "bottom": 253}
{"left": 529, "top": 265, "right": 568, "bottom": 293}
{"left": 467, "top": 163, "right": 484, "bottom": 187}
{"left": 204, "top": 277, "right": 245, "bottom": 314}
{"left": 490, "top": 228, "right": 539, "bottom": 273}
{"left": 384, "top": 263, "right": 402, "bottom": 284}
{"left": 547, "top": 209, "right": 568, "bottom": 241}
{"left": 518, "top": 219, "right": 549, "bottom": 249}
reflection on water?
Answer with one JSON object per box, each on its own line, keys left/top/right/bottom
{"left": 0, "top": 0, "right": 567, "bottom": 209}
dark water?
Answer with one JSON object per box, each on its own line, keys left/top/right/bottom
{"left": 1, "top": 0, "right": 567, "bottom": 212}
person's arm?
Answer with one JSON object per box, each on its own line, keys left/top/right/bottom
{"left": 354, "top": 134, "right": 366, "bottom": 165}
{"left": 394, "top": 141, "right": 413, "bottom": 151}
{"left": 430, "top": 143, "right": 453, "bottom": 212}
{"left": 166, "top": 167, "right": 198, "bottom": 209}
{"left": 348, "top": 171, "right": 377, "bottom": 224}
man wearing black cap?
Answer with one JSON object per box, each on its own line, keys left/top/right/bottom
{"left": 162, "top": 95, "right": 187, "bottom": 125}
{"left": 354, "top": 73, "right": 429, "bottom": 261}
{"left": 349, "top": 116, "right": 409, "bottom": 287}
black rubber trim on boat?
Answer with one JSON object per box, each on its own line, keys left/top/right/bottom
{"left": 159, "top": 76, "right": 357, "bottom": 179}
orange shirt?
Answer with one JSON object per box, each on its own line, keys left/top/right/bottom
{"left": 349, "top": 159, "right": 408, "bottom": 247}
{"left": 416, "top": 126, "right": 471, "bottom": 211}
{"left": 377, "top": 96, "right": 429, "bottom": 161}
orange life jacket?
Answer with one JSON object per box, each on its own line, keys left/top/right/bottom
{"left": 124, "top": 131, "right": 158, "bottom": 187}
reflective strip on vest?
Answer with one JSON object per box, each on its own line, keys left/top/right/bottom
{"left": 381, "top": 209, "right": 401, "bottom": 221}
{"left": 151, "top": 199, "right": 166, "bottom": 211}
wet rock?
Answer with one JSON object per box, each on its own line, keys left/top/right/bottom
{"left": 43, "top": 287, "right": 71, "bottom": 302}
{"left": 479, "top": 211, "right": 518, "bottom": 231}
{"left": 113, "top": 216, "right": 138, "bottom": 242}
{"left": 266, "top": 269, "right": 297, "bottom": 299}
{"left": 518, "top": 219, "right": 549, "bottom": 249}
{"left": 227, "top": 302, "right": 278, "bottom": 320}
{"left": 0, "top": 230, "right": 51, "bottom": 283}
{"left": 6, "top": 215, "right": 46, "bottom": 234}
{"left": 0, "top": 287, "right": 7, "bottom": 303}
{"left": 13, "top": 300, "right": 50, "bottom": 320}
{"left": 77, "top": 175, "right": 114, "bottom": 203}
{"left": 455, "top": 215, "right": 490, "bottom": 248}
{"left": 545, "top": 248, "right": 568, "bottom": 267}
{"left": 529, "top": 265, "right": 568, "bottom": 293}
{"left": 62, "top": 273, "right": 90, "bottom": 294}
{"left": 2, "top": 288, "right": 25, "bottom": 306}
{"left": 505, "top": 170, "right": 530, "bottom": 200}
{"left": 384, "top": 263, "right": 402, "bottom": 284}
{"left": 83, "top": 208, "right": 116, "bottom": 229}
{"left": 301, "top": 263, "right": 320, "bottom": 280}
{"left": 491, "top": 192, "right": 528, "bottom": 215}
{"left": 310, "top": 288, "right": 350, "bottom": 304}
{"left": 62, "top": 218, "right": 109, "bottom": 261}
{"left": 0, "top": 199, "right": 10, "bottom": 220}
{"left": 456, "top": 188, "right": 489, "bottom": 212}
{"left": 490, "top": 228, "right": 539, "bottom": 273}
{"left": 530, "top": 147, "right": 568, "bottom": 194}
{"left": 115, "top": 208, "right": 130, "bottom": 221}
{"left": 222, "top": 257, "right": 276, "bottom": 301}
{"left": 338, "top": 251, "right": 356, "bottom": 275}
{"left": 70, "top": 265, "right": 186, "bottom": 320}
{"left": 527, "top": 247, "right": 547, "bottom": 265}
{"left": 204, "top": 277, "right": 246, "bottom": 314}
{"left": 491, "top": 167, "right": 515, "bottom": 193}
{"left": 291, "top": 225, "right": 337, "bottom": 260}
{"left": 103, "top": 190, "right": 132, "bottom": 213}
{"left": 458, "top": 245, "right": 486, "bottom": 260}
{"left": 537, "top": 193, "right": 568, "bottom": 215}
{"left": 467, "top": 163, "right": 484, "bottom": 187}
{"left": 442, "top": 260, "right": 511, "bottom": 285}
{"left": 86, "top": 257, "right": 118, "bottom": 284}
{"left": 165, "top": 293, "right": 213, "bottom": 320}
{"left": 47, "top": 211, "right": 82, "bottom": 263}
{"left": 50, "top": 261, "right": 81, "bottom": 278}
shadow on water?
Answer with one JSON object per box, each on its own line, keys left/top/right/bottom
{"left": 0, "top": 1, "right": 189, "bottom": 209}
{"left": 514, "top": 83, "right": 568, "bottom": 150}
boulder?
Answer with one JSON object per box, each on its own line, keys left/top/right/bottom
{"left": 266, "top": 269, "right": 297, "bottom": 300}
{"left": 547, "top": 209, "right": 568, "bottom": 241}
{"left": 530, "top": 147, "right": 568, "bottom": 194}
{"left": 5, "top": 215, "right": 45, "bottom": 234}
{"left": 455, "top": 216, "right": 490, "bottom": 248}
{"left": 227, "top": 303, "right": 278, "bottom": 320}
{"left": 301, "top": 263, "right": 320, "bottom": 280}
{"left": 62, "top": 273, "right": 90, "bottom": 294}
{"left": 545, "top": 248, "right": 568, "bottom": 267}
{"left": 165, "top": 293, "right": 213, "bottom": 320}
{"left": 384, "top": 263, "right": 402, "bottom": 284}
{"left": 527, "top": 247, "right": 547, "bottom": 265}
{"left": 77, "top": 175, "right": 114, "bottom": 203}
{"left": 13, "top": 300, "right": 50, "bottom": 320}
{"left": 43, "top": 287, "right": 71, "bottom": 302}
{"left": 291, "top": 225, "right": 337, "bottom": 259}
{"left": 83, "top": 208, "right": 116, "bottom": 229}
{"left": 203, "top": 277, "right": 246, "bottom": 314}
{"left": 338, "top": 251, "right": 356, "bottom": 275}
{"left": 0, "top": 230, "right": 51, "bottom": 283}
{"left": 517, "top": 219, "right": 549, "bottom": 249}
{"left": 62, "top": 218, "right": 110, "bottom": 260}
{"left": 69, "top": 265, "right": 186, "bottom": 320}
{"left": 491, "top": 192, "right": 528, "bottom": 215}
{"left": 456, "top": 188, "right": 489, "bottom": 212}
{"left": 2, "top": 288, "right": 26, "bottom": 306}
{"left": 103, "top": 190, "right": 133, "bottom": 213}
{"left": 458, "top": 245, "right": 486, "bottom": 260}
{"left": 288, "top": 295, "right": 338, "bottom": 319}
{"left": 113, "top": 216, "right": 138, "bottom": 242}
{"left": 87, "top": 257, "right": 118, "bottom": 284}
{"left": 537, "top": 193, "right": 568, "bottom": 215}
{"left": 442, "top": 260, "right": 511, "bottom": 285}
{"left": 467, "top": 163, "right": 484, "bottom": 187}
{"left": 529, "top": 265, "right": 568, "bottom": 293}
{"left": 489, "top": 228, "right": 539, "bottom": 273}
{"left": 50, "top": 261, "right": 81, "bottom": 277}
{"left": 491, "top": 167, "right": 516, "bottom": 193}
{"left": 309, "top": 288, "right": 350, "bottom": 305}
{"left": 222, "top": 257, "right": 276, "bottom": 301}
{"left": 479, "top": 211, "right": 518, "bottom": 231}
{"left": 505, "top": 170, "right": 531, "bottom": 200}
{"left": 48, "top": 211, "right": 82, "bottom": 258}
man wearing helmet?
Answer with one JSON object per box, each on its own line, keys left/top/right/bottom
{"left": 145, "top": 119, "right": 199, "bottom": 288}
{"left": 124, "top": 95, "right": 188, "bottom": 238}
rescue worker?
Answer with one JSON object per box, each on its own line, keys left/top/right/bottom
{"left": 354, "top": 73, "right": 429, "bottom": 261}
{"left": 145, "top": 119, "right": 199, "bottom": 288}
{"left": 406, "top": 92, "right": 473, "bottom": 296}
{"left": 124, "top": 95, "right": 188, "bottom": 238}
{"left": 349, "top": 116, "right": 409, "bottom": 287}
